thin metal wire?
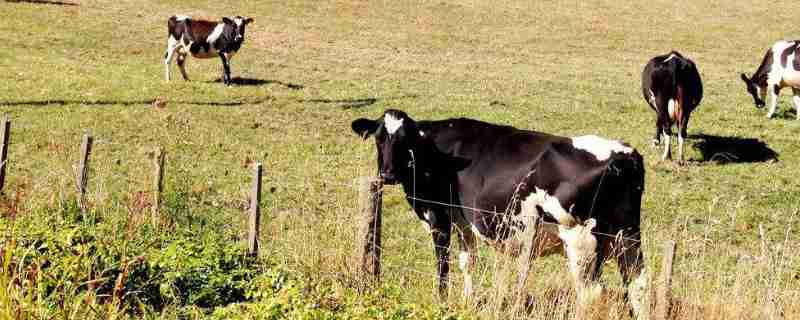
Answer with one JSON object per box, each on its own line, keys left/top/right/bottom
{"left": 405, "top": 195, "right": 641, "bottom": 243}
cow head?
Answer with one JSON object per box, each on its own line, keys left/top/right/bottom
{"left": 222, "top": 16, "right": 254, "bottom": 42}
{"left": 740, "top": 73, "right": 766, "bottom": 108}
{"left": 352, "top": 109, "right": 421, "bottom": 185}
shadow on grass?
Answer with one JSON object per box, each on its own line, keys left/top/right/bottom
{"left": 297, "top": 94, "right": 418, "bottom": 109}
{"left": 0, "top": 99, "right": 271, "bottom": 107}
{"left": 210, "top": 77, "right": 304, "bottom": 89}
{"left": 770, "top": 108, "right": 799, "bottom": 120}
{"left": 6, "top": 0, "right": 78, "bottom": 5}
{"left": 690, "top": 134, "right": 778, "bottom": 164}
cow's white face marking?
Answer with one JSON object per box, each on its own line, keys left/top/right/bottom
{"left": 663, "top": 53, "right": 677, "bottom": 62}
{"left": 521, "top": 187, "right": 576, "bottom": 226}
{"left": 175, "top": 15, "right": 190, "bottom": 21}
{"left": 234, "top": 17, "right": 244, "bottom": 26}
{"left": 571, "top": 135, "right": 633, "bottom": 161}
{"left": 384, "top": 113, "right": 404, "bottom": 134}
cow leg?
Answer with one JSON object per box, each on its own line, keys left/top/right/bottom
{"left": 792, "top": 88, "right": 800, "bottom": 120}
{"left": 661, "top": 131, "right": 671, "bottom": 161}
{"left": 558, "top": 219, "right": 601, "bottom": 314}
{"left": 455, "top": 222, "right": 477, "bottom": 300}
{"left": 176, "top": 53, "right": 189, "bottom": 81}
{"left": 164, "top": 36, "right": 179, "bottom": 81}
{"left": 767, "top": 84, "right": 780, "bottom": 118}
{"left": 219, "top": 52, "right": 232, "bottom": 86}
{"left": 651, "top": 123, "right": 662, "bottom": 147}
{"left": 428, "top": 209, "right": 452, "bottom": 300}
{"left": 616, "top": 232, "right": 650, "bottom": 320}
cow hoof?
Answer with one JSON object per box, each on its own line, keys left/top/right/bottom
{"left": 650, "top": 139, "right": 660, "bottom": 147}
{"left": 766, "top": 113, "right": 774, "bottom": 119}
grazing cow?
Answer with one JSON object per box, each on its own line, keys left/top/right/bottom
{"left": 351, "top": 110, "right": 649, "bottom": 318}
{"left": 741, "top": 40, "right": 800, "bottom": 119}
{"left": 164, "top": 15, "right": 254, "bottom": 86}
{"left": 642, "top": 51, "right": 703, "bottom": 161}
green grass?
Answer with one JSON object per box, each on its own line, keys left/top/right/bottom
{"left": 1, "top": 0, "right": 799, "bottom": 318}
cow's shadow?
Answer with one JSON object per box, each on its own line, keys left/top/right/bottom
{"left": 211, "top": 77, "right": 304, "bottom": 89}
{"left": 690, "top": 134, "right": 778, "bottom": 164}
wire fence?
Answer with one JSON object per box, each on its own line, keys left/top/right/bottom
{"left": 2, "top": 122, "right": 798, "bottom": 320}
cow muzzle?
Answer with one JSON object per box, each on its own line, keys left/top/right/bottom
{"left": 755, "top": 100, "right": 765, "bottom": 109}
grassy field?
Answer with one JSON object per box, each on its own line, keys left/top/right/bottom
{"left": 1, "top": 0, "right": 799, "bottom": 318}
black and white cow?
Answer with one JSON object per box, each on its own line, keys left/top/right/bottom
{"left": 164, "top": 15, "right": 254, "bottom": 86}
{"left": 642, "top": 51, "right": 703, "bottom": 162}
{"left": 352, "top": 110, "right": 649, "bottom": 318}
{"left": 741, "top": 40, "right": 800, "bottom": 120}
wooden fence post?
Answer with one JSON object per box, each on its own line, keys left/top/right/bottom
{"left": 76, "top": 133, "right": 93, "bottom": 214}
{"left": 151, "top": 147, "right": 165, "bottom": 227}
{"left": 0, "top": 114, "right": 10, "bottom": 193}
{"left": 655, "top": 240, "right": 677, "bottom": 320}
{"left": 356, "top": 176, "right": 383, "bottom": 278}
{"left": 248, "top": 162, "right": 262, "bottom": 257}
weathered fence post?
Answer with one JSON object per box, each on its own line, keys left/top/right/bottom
{"left": 655, "top": 240, "right": 677, "bottom": 320}
{"left": 0, "top": 114, "right": 10, "bottom": 194}
{"left": 151, "top": 147, "right": 165, "bottom": 227}
{"left": 76, "top": 133, "right": 93, "bottom": 214}
{"left": 247, "top": 162, "right": 262, "bottom": 257}
{"left": 356, "top": 176, "right": 383, "bottom": 278}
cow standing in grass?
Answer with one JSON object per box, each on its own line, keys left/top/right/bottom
{"left": 351, "top": 109, "right": 650, "bottom": 319}
{"left": 164, "top": 15, "right": 253, "bottom": 86}
{"left": 741, "top": 40, "right": 800, "bottom": 119}
{"left": 642, "top": 51, "right": 703, "bottom": 161}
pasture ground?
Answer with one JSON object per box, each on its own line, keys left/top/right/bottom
{"left": 1, "top": 0, "right": 799, "bottom": 319}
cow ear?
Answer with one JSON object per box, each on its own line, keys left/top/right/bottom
{"left": 222, "top": 17, "right": 233, "bottom": 24}
{"left": 352, "top": 118, "right": 379, "bottom": 139}
{"left": 740, "top": 73, "right": 750, "bottom": 83}
{"left": 245, "top": 17, "right": 254, "bottom": 24}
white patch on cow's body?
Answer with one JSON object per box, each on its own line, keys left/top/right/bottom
{"left": 207, "top": 23, "right": 225, "bottom": 44}
{"left": 663, "top": 53, "right": 677, "bottom": 62}
{"left": 521, "top": 187, "right": 575, "bottom": 226}
{"left": 558, "top": 219, "right": 600, "bottom": 309}
{"left": 571, "top": 135, "right": 633, "bottom": 161}
{"left": 764, "top": 40, "right": 800, "bottom": 118}
{"left": 419, "top": 130, "right": 425, "bottom": 137}
{"left": 175, "top": 15, "right": 190, "bottom": 21}
{"left": 667, "top": 98, "right": 677, "bottom": 121}
{"left": 384, "top": 113, "right": 404, "bottom": 134}
{"left": 648, "top": 89, "right": 656, "bottom": 105}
